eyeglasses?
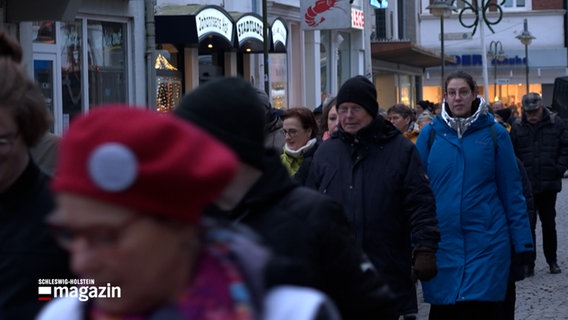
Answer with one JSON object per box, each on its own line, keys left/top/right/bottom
{"left": 0, "top": 131, "right": 20, "bottom": 155}
{"left": 446, "top": 89, "right": 472, "bottom": 99}
{"left": 282, "top": 129, "right": 300, "bottom": 138}
{"left": 337, "top": 106, "right": 364, "bottom": 115}
{"left": 47, "top": 214, "right": 141, "bottom": 250}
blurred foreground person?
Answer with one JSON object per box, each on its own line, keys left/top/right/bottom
{"left": 174, "top": 77, "right": 397, "bottom": 320}
{"left": 38, "top": 106, "right": 340, "bottom": 320}
{"left": 0, "top": 31, "right": 70, "bottom": 319}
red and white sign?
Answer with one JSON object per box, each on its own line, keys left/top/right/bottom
{"left": 351, "top": 8, "right": 364, "bottom": 30}
{"left": 300, "top": 0, "right": 351, "bottom": 30}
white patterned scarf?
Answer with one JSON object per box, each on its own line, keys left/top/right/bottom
{"left": 441, "top": 95, "right": 488, "bottom": 138}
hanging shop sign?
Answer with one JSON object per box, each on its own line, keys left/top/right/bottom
{"left": 351, "top": 8, "right": 364, "bottom": 30}
{"left": 236, "top": 13, "right": 264, "bottom": 53}
{"left": 155, "top": 5, "right": 236, "bottom": 52}
{"left": 196, "top": 7, "right": 233, "bottom": 44}
{"left": 454, "top": 54, "right": 526, "bottom": 66}
{"left": 300, "top": 0, "right": 351, "bottom": 30}
{"left": 271, "top": 18, "right": 288, "bottom": 53}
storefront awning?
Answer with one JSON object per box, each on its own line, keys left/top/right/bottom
{"left": 6, "top": 0, "right": 83, "bottom": 22}
{"left": 235, "top": 13, "right": 264, "bottom": 53}
{"left": 155, "top": 4, "right": 287, "bottom": 54}
{"left": 155, "top": 5, "right": 235, "bottom": 53}
{"left": 371, "top": 41, "right": 456, "bottom": 68}
{"left": 271, "top": 17, "right": 287, "bottom": 53}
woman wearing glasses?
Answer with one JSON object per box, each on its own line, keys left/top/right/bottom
{"left": 39, "top": 106, "right": 340, "bottom": 320}
{"left": 415, "top": 71, "right": 533, "bottom": 320}
{"left": 280, "top": 107, "right": 320, "bottom": 185}
{"left": 0, "top": 32, "right": 71, "bottom": 319}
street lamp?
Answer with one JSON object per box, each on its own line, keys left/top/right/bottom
{"left": 516, "top": 18, "right": 535, "bottom": 94}
{"left": 487, "top": 40, "right": 506, "bottom": 100}
{"left": 427, "top": 0, "right": 457, "bottom": 92}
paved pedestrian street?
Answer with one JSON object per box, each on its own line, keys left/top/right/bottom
{"left": 415, "top": 178, "right": 568, "bottom": 320}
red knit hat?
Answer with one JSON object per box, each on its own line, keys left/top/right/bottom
{"left": 51, "top": 105, "right": 238, "bottom": 223}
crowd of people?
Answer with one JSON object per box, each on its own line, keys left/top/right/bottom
{"left": 2, "top": 29, "right": 567, "bottom": 320}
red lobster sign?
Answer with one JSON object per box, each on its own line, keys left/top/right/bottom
{"left": 301, "top": 0, "right": 351, "bottom": 30}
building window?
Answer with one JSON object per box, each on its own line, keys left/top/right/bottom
{"left": 504, "top": 0, "right": 525, "bottom": 8}
{"left": 375, "top": 9, "right": 387, "bottom": 40}
{"left": 450, "top": 0, "right": 528, "bottom": 11}
{"left": 87, "top": 21, "right": 127, "bottom": 106}
{"left": 60, "top": 19, "right": 128, "bottom": 123}
{"left": 61, "top": 21, "right": 83, "bottom": 121}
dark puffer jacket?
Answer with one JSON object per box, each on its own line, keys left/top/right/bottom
{"left": 205, "top": 150, "right": 397, "bottom": 320}
{"left": 510, "top": 108, "right": 568, "bottom": 194}
{"left": 306, "top": 116, "right": 440, "bottom": 315}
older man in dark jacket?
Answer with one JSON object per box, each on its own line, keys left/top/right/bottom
{"left": 174, "top": 77, "right": 397, "bottom": 320}
{"left": 306, "top": 75, "right": 440, "bottom": 320}
{"left": 510, "top": 92, "right": 568, "bottom": 275}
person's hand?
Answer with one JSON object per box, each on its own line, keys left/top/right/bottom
{"left": 412, "top": 247, "right": 437, "bottom": 282}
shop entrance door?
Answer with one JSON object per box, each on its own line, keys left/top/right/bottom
{"left": 33, "top": 53, "right": 63, "bottom": 135}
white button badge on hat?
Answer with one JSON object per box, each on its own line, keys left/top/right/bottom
{"left": 88, "top": 143, "right": 138, "bottom": 192}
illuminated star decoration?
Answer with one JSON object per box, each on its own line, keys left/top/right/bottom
{"left": 458, "top": 0, "right": 504, "bottom": 36}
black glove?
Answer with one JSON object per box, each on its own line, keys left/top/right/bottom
{"left": 412, "top": 247, "right": 437, "bottom": 282}
{"left": 511, "top": 251, "right": 533, "bottom": 282}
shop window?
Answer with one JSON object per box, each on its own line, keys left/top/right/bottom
{"left": 156, "top": 50, "right": 181, "bottom": 113}
{"left": 60, "top": 19, "right": 128, "bottom": 122}
{"left": 269, "top": 54, "right": 288, "bottom": 110}
{"left": 60, "top": 21, "right": 83, "bottom": 122}
{"left": 87, "top": 21, "right": 127, "bottom": 106}
{"left": 504, "top": 0, "right": 525, "bottom": 8}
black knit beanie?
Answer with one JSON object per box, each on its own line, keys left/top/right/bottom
{"left": 174, "top": 77, "right": 266, "bottom": 168}
{"left": 336, "top": 75, "right": 379, "bottom": 118}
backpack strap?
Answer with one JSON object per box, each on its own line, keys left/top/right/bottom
{"left": 489, "top": 123, "right": 498, "bottom": 153}
{"left": 427, "top": 126, "right": 436, "bottom": 151}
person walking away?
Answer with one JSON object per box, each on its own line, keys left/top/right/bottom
{"left": 0, "top": 31, "right": 71, "bottom": 320}
{"left": 256, "top": 88, "right": 285, "bottom": 152}
{"left": 173, "top": 76, "right": 397, "bottom": 320}
{"left": 415, "top": 71, "right": 534, "bottom": 320}
{"left": 281, "top": 107, "right": 320, "bottom": 185}
{"left": 509, "top": 92, "right": 568, "bottom": 275}
{"left": 307, "top": 75, "right": 440, "bottom": 320}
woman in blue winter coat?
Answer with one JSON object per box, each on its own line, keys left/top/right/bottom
{"left": 415, "top": 71, "right": 534, "bottom": 320}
